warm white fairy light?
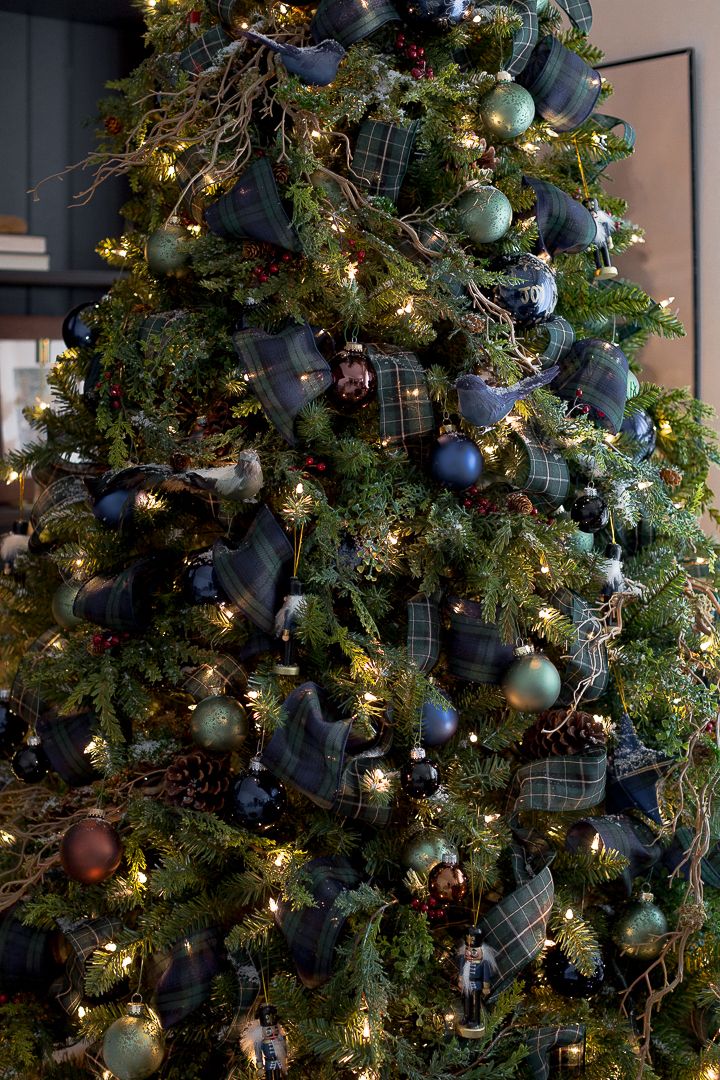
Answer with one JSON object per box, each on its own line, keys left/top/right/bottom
{"left": 122, "top": 956, "right": 133, "bottom": 969}
{"left": 136, "top": 871, "right": 148, "bottom": 884}
{"left": 564, "top": 907, "right": 574, "bottom": 920}
{"left": 0, "top": 830, "right": 15, "bottom": 845}
{"left": 104, "top": 942, "right": 118, "bottom": 953}
{"left": 269, "top": 897, "right": 279, "bottom": 912}
{"left": 539, "top": 607, "right": 553, "bottom": 620}
{"left": 700, "top": 636, "right": 714, "bottom": 653}
{"left": 469, "top": 732, "right": 478, "bottom": 743}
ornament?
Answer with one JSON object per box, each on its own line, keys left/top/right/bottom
{"left": 430, "top": 428, "right": 483, "bottom": 491}
{"left": 583, "top": 196, "right": 618, "bottom": 279}
{"left": 570, "top": 487, "right": 609, "bottom": 533}
{"left": 62, "top": 302, "right": 99, "bottom": 349}
{"left": 421, "top": 691, "right": 459, "bottom": 747}
{"left": 190, "top": 695, "right": 248, "bottom": 753}
{"left": 51, "top": 581, "right": 83, "bottom": 629}
{"left": 458, "top": 185, "right": 513, "bottom": 245}
{"left": 274, "top": 577, "right": 305, "bottom": 677}
{"left": 501, "top": 644, "right": 561, "bottom": 712}
{"left": 327, "top": 342, "right": 377, "bottom": 412}
{"left": 102, "top": 997, "right": 165, "bottom": 1080}
{"left": 543, "top": 945, "right": 605, "bottom": 997}
{"left": 494, "top": 253, "right": 558, "bottom": 325}
{"left": 241, "top": 1003, "right": 288, "bottom": 1077}
{"left": 401, "top": 830, "right": 458, "bottom": 874}
{"left": 399, "top": 0, "right": 471, "bottom": 27}
{"left": 11, "top": 736, "right": 49, "bottom": 783}
{"left": 620, "top": 408, "right": 656, "bottom": 461}
{"left": 60, "top": 815, "right": 123, "bottom": 884}
{"left": 457, "top": 927, "right": 498, "bottom": 1039}
{"left": 93, "top": 488, "right": 136, "bottom": 528}
{"left": 227, "top": 758, "right": 287, "bottom": 832}
{"left": 1, "top": 521, "right": 30, "bottom": 574}
{"left": 184, "top": 550, "right": 222, "bottom": 605}
{"left": 601, "top": 542, "right": 625, "bottom": 601}
{"left": 400, "top": 746, "right": 441, "bottom": 799}
{"left": 613, "top": 886, "right": 668, "bottom": 961}
{"left": 479, "top": 75, "right": 535, "bottom": 141}
{"left": 0, "top": 690, "right": 26, "bottom": 758}
{"left": 626, "top": 369, "right": 640, "bottom": 398}
{"left": 144, "top": 221, "right": 190, "bottom": 276}
{"left": 165, "top": 749, "right": 230, "bottom": 812}
{"left": 568, "top": 528, "right": 594, "bottom": 554}
{"left": 428, "top": 852, "right": 467, "bottom": 903}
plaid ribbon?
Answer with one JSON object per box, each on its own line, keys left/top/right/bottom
{"left": 215, "top": 0, "right": 244, "bottom": 29}
{"left": 311, "top": 0, "right": 399, "bottom": 47}
{"left": 213, "top": 507, "right": 293, "bottom": 634}
{"left": 517, "top": 35, "right": 602, "bottom": 133}
{"left": 615, "top": 516, "right": 656, "bottom": 556}
{"left": 407, "top": 592, "right": 441, "bottom": 672}
{"left": 74, "top": 559, "right": 157, "bottom": 632}
{"left": 137, "top": 311, "right": 184, "bottom": 345}
{"left": 447, "top": 598, "right": 515, "bottom": 683}
{"left": 233, "top": 322, "right": 331, "bottom": 445}
{"left": 566, "top": 814, "right": 663, "bottom": 895}
{"left": 526, "top": 317, "right": 575, "bottom": 366}
{"left": 274, "top": 857, "right": 360, "bottom": 988}
{"left": 0, "top": 913, "right": 62, "bottom": 993}
{"left": 177, "top": 24, "right": 233, "bottom": 75}
{"left": 479, "top": 864, "right": 554, "bottom": 998}
{"left": 553, "top": 338, "right": 629, "bottom": 434}
{"left": 366, "top": 347, "right": 435, "bottom": 448}
{"left": 554, "top": 0, "right": 592, "bottom": 32}
{"left": 606, "top": 712, "right": 673, "bottom": 825}
{"left": 331, "top": 753, "right": 394, "bottom": 826}
{"left": 205, "top": 157, "right": 301, "bottom": 251}
{"left": 525, "top": 1026, "right": 586, "bottom": 1080}
{"left": 477, "top": 1, "right": 538, "bottom": 76}
{"left": 524, "top": 176, "right": 597, "bottom": 256}
{"left": 94, "top": 465, "right": 172, "bottom": 502}
{"left": 10, "top": 629, "right": 66, "bottom": 726}
{"left": 183, "top": 654, "right": 247, "bottom": 701}
{"left": 588, "top": 112, "right": 636, "bottom": 181}
{"left": 351, "top": 120, "right": 419, "bottom": 202}
{"left": 37, "top": 709, "right": 100, "bottom": 787}
{"left": 515, "top": 749, "right": 606, "bottom": 812}
{"left": 155, "top": 928, "right": 223, "bottom": 1028}
{"left": 30, "top": 477, "right": 90, "bottom": 536}
{"left": 552, "top": 589, "right": 608, "bottom": 704}
{"left": 56, "top": 917, "right": 123, "bottom": 1014}
{"left": 506, "top": 429, "right": 570, "bottom": 510}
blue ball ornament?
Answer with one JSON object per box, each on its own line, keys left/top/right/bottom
{"left": 620, "top": 408, "right": 656, "bottom": 462}
{"left": 400, "top": 0, "right": 470, "bottom": 26}
{"left": 93, "top": 489, "right": 135, "bottom": 528}
{"left": 494, "top": 253, "right": 558, "bottom": 326}
{"left": 421, "top": 692, "right": 459, "bottom": 747}
{"left": 430, "top": 432, "right": 483, "bottom": 491}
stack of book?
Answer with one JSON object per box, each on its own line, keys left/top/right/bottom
{"left": 0, "top": 233, "right": 50, "bottom": 272}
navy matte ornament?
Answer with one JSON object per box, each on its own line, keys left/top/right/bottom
{"left": 227, "top": 758, "right": 287, "bottom": 832}
{"left": 570, "top": 487, "right": 609, "bottom": 533}
{"left": 401, "top": 746, "right": 441, "bottom": 798}
{"left": 430, "top": 429, "right": 483, "bottom": 491}
{"left": 421, "top": 691, "right": 459, "bottom": 747}
{"left": 620, "top": 408, "right": 656, "bottom": 462}
{"left": 62, "top": 302, "right": 99, "bottom": 350}
{"left": 494, "top": 253, "right": 558, "bottom": 325}
{"left": 400, "top": 0, "right": 470, "bottom": 26}
{"left": 93, "top": 489, "right": 135, "bottom": 529}
{"left": 544, "top": 946, "right": 605, "bottom": 998}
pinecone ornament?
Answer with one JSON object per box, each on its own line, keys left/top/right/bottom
{"left": 165, "top": 749, "right": 230, "bottom": 812}
{"left": 507, "top": 492, "right": 534, "bottom": 515}
{"left": 272, "top": 162, "right": 290, "bottom": 185}
{"left": 241, "top": 240, "right": 271, "bottom": 261}
{"left": 461, "top": 313, "right": 487, "bottom": 334}
{"left": 104, "top": 116, "right": 123, "bottom": 135}
{"left": 659, "top": 466, "right": 682, "bottom": 487}
{"left": 521, "top": 709, "right": 607, "bottom": 759}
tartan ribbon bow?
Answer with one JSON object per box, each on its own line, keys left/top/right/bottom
{"left": 55, "top": 917, "right": 124, "bottom": 1014}
{"left": 446, "top": 597, "right": 515, "bottom": 683}
{"left": 205, "top": 157, "right": 301, "bottom": 251}
{"left": 311, "top": 0, "right": 400, "bottom": 48}
{"left": 154, "top": 927, "right": 225, "bottom": 1028}
{"left": 10, "top": 629, "right": 67, "bottom": 726}
{"left": 213, "top": 506, "right": 293, "bottom": 634}
{"left": 365, "top": 347, "right": 435, "bottom": 448}
{"left": 479, "top": 861, "right": 555, "bottom": 999}
{"left": 523, "top": 176, "right": 597, "bottom": 256}
{"left": 407, "top": 592, "right": 441, "bottom": 673}
{"left": 351, "top": 120, "right": 419, "bottom": 202}
{"left": 175, "top": 24, "right": 233, "bottom": 75}
{"left": 503, "top": 427, "right": 571, "bottom": 512}
{"left": 525, "top": 317, "right": 575, "bottom": 367}
{"left": 30, "top": 476, "right": 91, "bottom": 539}
{"left": 553, "top": 0, "right": 592, "bottom": 32}
{"left": 477, "top": 1, "right": 539, "bottom": 77}
{"left": 525, "top": 1025, "right": 586, "bottom": 1080}
{"left": 551, "top": 588, "right": 609, "bottom": 705}
{"left": 74, "top": 558, "right": 158, "bottom": 632}
{"left": 517, "top": 35, "right": 602, "bottom": 133}
{"left": 515, "top": 748, "right": 606, "bottom": 812}
{"left": 566, "top": 813, "right": 663, "bottom": 896}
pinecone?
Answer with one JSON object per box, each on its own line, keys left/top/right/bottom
{"left": 104, "top": 116, "right": 123, "bottom": 135}
{"left": 660, "top": 466, "right": 682, "bottom": 487}
{"left": 507, "top": 492, "right": 534, "bottom": 515}
{"left": 241, "top": 240, "right": 271, "bottom": 261}
{"left": 165, "top": 749, "right": 230, "bottom": 812}
{"left": 272, "top": 162, "right": 290, "bottom": 185}
{"left": 461, "top": 313, "right": 487, "bottom": 334}
{"left": 477, "top": 145, "right": 497, "bottom": 170}
{"left": 521, "top": 709, "right": 607, "bottom": 759}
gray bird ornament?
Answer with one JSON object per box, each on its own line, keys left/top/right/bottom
{"left": 455, "top": 365, "right": 559, "bottom": 429}
{"left": 241, "top": 29, "right": 346, "bottom": 86}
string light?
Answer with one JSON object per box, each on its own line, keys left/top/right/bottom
{"left": 659, "top": 420, "right": 673, "bottom": 435}
{"left": 700, "top": 637, "right": 714, "bottom": 653}
{"left": 104, "top": 942, "right": 118, "bottom": 952}
{"left": 122, "top": 956, "right": 133, "bottom": 969}
{"left": 269, "top": 897, "right": 279, "bottom": 912}
{"left": 0, "top": 830, "right": 15, "bottom": 844}
{"left": 136, "top": 871, "right": 147, "bottom": 885}
{"left": 469, "top": 732, "right": 478, "bottom": 743}
{"left": 564, "top": 907, "right": 574, "bottom": 920}
{"left": 539, "top": 607, "right": 553, "bottom": 620}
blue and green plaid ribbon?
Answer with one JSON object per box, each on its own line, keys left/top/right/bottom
{"left": 525, "top": 1026, "right": 586, "bottom": 1080}
{"left": 366, "top": 347, "right": 435, "bottom": 447}
{"left": 526, "top": 316, "right": 575, "bottom": 366}
{"left": 155, "top": 928, "right": 223, "bottom": 1028}
{"left": 447, "top": 598, "right": 515, "bottom": 683}
{"left": 553, "top": 338, "right": 629, "bottom": 433}
{"left": 311, "top": 0, "right": 399, "bottom": 47}
{"left": 233, "top": 322, "right": 332, "bottom": 445}
{"left": 476, "top": 1, "right": 538, "bottom": 77}
{"left": 0, "top": 912, "right": 62, "bottom": 993}
{"left": 479, "top": 864, "right": 554, "bottom": 999}
{"left": 407, "top": 592, "right": 441, "bottom": 673}
{"left": 74, "top": 559, "right": 156, "bottom": 632}
{"left": 566, "top": 814, "right": 662, "bottom": 895}
{"left": 515, "top": 749, "right": 606, "bottom": 812}
{"left": 30, "top": 477, "right": 90, "bottom": 537}
{"left": 518, "top": 35, "right": 601, "bottom": 132}
{"left": 205, "top": 157, "right": 301, "bottom": 251}
{"left": 183, "top": 654, "right": 247, "bottom": 701}
{"left": 37, "top": 709, "right": 100, "bottom": 788}
{"left": 506, "top": 429, "right": 570, "bottom": 511}
{"left": 213, "top": 506, "right": 293, "bottom": 634}
{"left": 351, "top": 120, "right": 419, "bottom": 202}
{"left": 10, "top": 629, "right": 66, "bottom": 726}
{"left": 177, "top": 24, "right": 233, "bottom": 75}
{"left": 56, "top": 917, "right": 123, "bottom": 1014}
{"left": 552, "top": 588, "right": 609, "bottom": 704}
{"left": 554, "top": 0, "right": 592, "bottom": 32}
{"left": 524, "top": 176, "right": 597, "bottom": 256}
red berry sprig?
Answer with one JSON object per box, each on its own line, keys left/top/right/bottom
{"left": 252, "top": 251, "right": 294, "bottom": 285}
{"left": 395, "top": 32, "right": 435, "bottom": 80}
{"left": 90, "top": 630, "right": 130, "bottom": 656}
{"left": 410, "top": 896, "right": 447, "bottom": 922}
{"left": 462, "top": 487, "right": 506, "bottom": 516}
{"left": 304, "top": 455, "right": 327, "bottom": 474}
{"left": 102, "top": 371, "right": 124, "bottom": 410}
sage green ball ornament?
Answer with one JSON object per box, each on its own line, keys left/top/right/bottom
{"left": 190, "top": 694, "right": 248, "bottom": 752}
{"left": 458, "top": 185, "right": 513, "bottom": 245}
{"left": 51, "top": 581, "right": 83, "bottom": 629}
{"left": 627, "top": 369, "right": 640, "bottom": 399}
{"left": 102, "top": 998, "right": 165, "bottom": 1080}
{"left": 144, "top": 220, "right": 190, "bottom": 275}
{"left": 536, "top": 0, "right": 549, "bottom": 13}
{"left": 401, "top": 830, "right": 458, "bottom": 875}
{"left": 569, "top": 529, "right": 595, "bottom": 554}
{"left": 613, "top": 887, "right": 668, "bottom": 961}
{"left": 479, "top": 78, "right": 535, "bottom": 141}
{"left": 501, "top": 644, "right": 561, "bottom": 712}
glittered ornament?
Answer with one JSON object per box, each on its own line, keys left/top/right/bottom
{"left": 479, "top": 77, "right": 535, "bottom": 141}
{"left": 60, "top": 815, "right": 123, "bottom": 885}
{"left": 494, "top": 253, "right": 558, "bottom": 325}
{"left": 401, "top": 830, "right": 458, "bottom": 875}
{"left": 11, "top": 736, "right": 49, "bottom": 783}
{"left": 327, "top": 342, "right": 377, "bottom": 412}
{"left": 613, "top": 887, "right": 668, "bottom": 961}
{"left": 400, "top": 746, "right": 441, "bottom": 799}
{"left": 184, "top": 550, "right": 222, "bottom": 605}
{"left": 62, "top": 302, "right": 99, "bottom": 349}
{"left": 543, "top": 945, "right": 605, "bottom": 998}
{"left": 227, "top": 758, "right": 287, "bottom": 832}
{"left": 458, "top": 185, "right": 513, "bottom": 245}
{"left": 421, "top": 691, "right": 459, "bottom": 747}
{"left": 144, "top": 221, "right": 190, "bottom": 275}
{"left": 620, "top": 408, "right": 656, "bottom": 462}
{"left": 568, "top": 528, "right": 595, "bottom": 554}
{"left": 51, "top": 581, "right": 84, "bottom": 630}
{"left": 570, "top": 487, "right": 609, "bottom": 533}
{"left": 0, "top": 691, "right": 27, "bottom": 758}
{"left": 190, "top": 695, "right": 248, "bottom": 753}
{"left": 428, "top": 852, "right": 467, "bottom": 903}
{"left": 501, "top": 644, "right": 561, "bottom": 712}
{"left": 399, "top": 0, "right": 471, "bottom": 27}
{"left": 430, "top": 429, "right": 483, "bottom": 491}
{"left": 626, "top": 369, "right": 640, "bottom": 399}
{"left": 102, "top": 997, "right": 165, "bottom": 1080}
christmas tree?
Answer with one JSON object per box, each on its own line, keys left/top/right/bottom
{"left": 2, "top": 1, "right": 720, "bottom": 1077}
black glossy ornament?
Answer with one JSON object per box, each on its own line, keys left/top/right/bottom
{"left": 570, "top": 487, "right": 609, "bottom": 533}
{"left": 400, "top": 746, "right": 441, "bottom": 799}
{"left": 620, "top": 408, "right": 657, "bottom": 462}
{"left": 430, "top": 429, "right": 483, "bottom": 491}
{"left": 0, "top": 691, "right": 27, "bottom": 758}
{"left": 543, "top": 945, "right": 605, "bottom": 998}
{"left": 327, "top": 342, "right": 377, "bottom": 413}
{"left": 184, "top": 551, "right": 221, "bottom": 605}
{"left": 11, "top": 737, "right": 49, "bottom": 783}
{"left": 227, "top": 758, "right": 287, "bottom": 832}
{"left": 494, "top": 253, "right": 558, "bottom": 326}
{"left": 62, "top": 302, "right": 99, "bottom": 350}
{"left": 400, "top": 0, "right": 470, "bottom": 26}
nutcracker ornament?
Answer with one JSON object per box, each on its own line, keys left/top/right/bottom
{"left": 456, "top": 927, "right": 497, "bottom": 1039}
{"left": 241, "top": 1004, "right": 289, "bottom": 1077}
{"left": 273, "top": 577, "right": 305, "bottom": 676}
{"left": 583, "top": 197, "right": 617, "bottom": 279}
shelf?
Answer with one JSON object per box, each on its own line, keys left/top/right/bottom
{"left": 0, "top": 270, "right": 125, "bottom": 288}
{"left": 0, "top": 315, "right": 64, "bottom": 338}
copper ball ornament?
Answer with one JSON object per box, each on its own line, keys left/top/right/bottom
{"left": 327, "top": 343, "right": 377, "bottom": 413}
{"left": 60, "top": 816, "right": 123, "bottom": 884}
